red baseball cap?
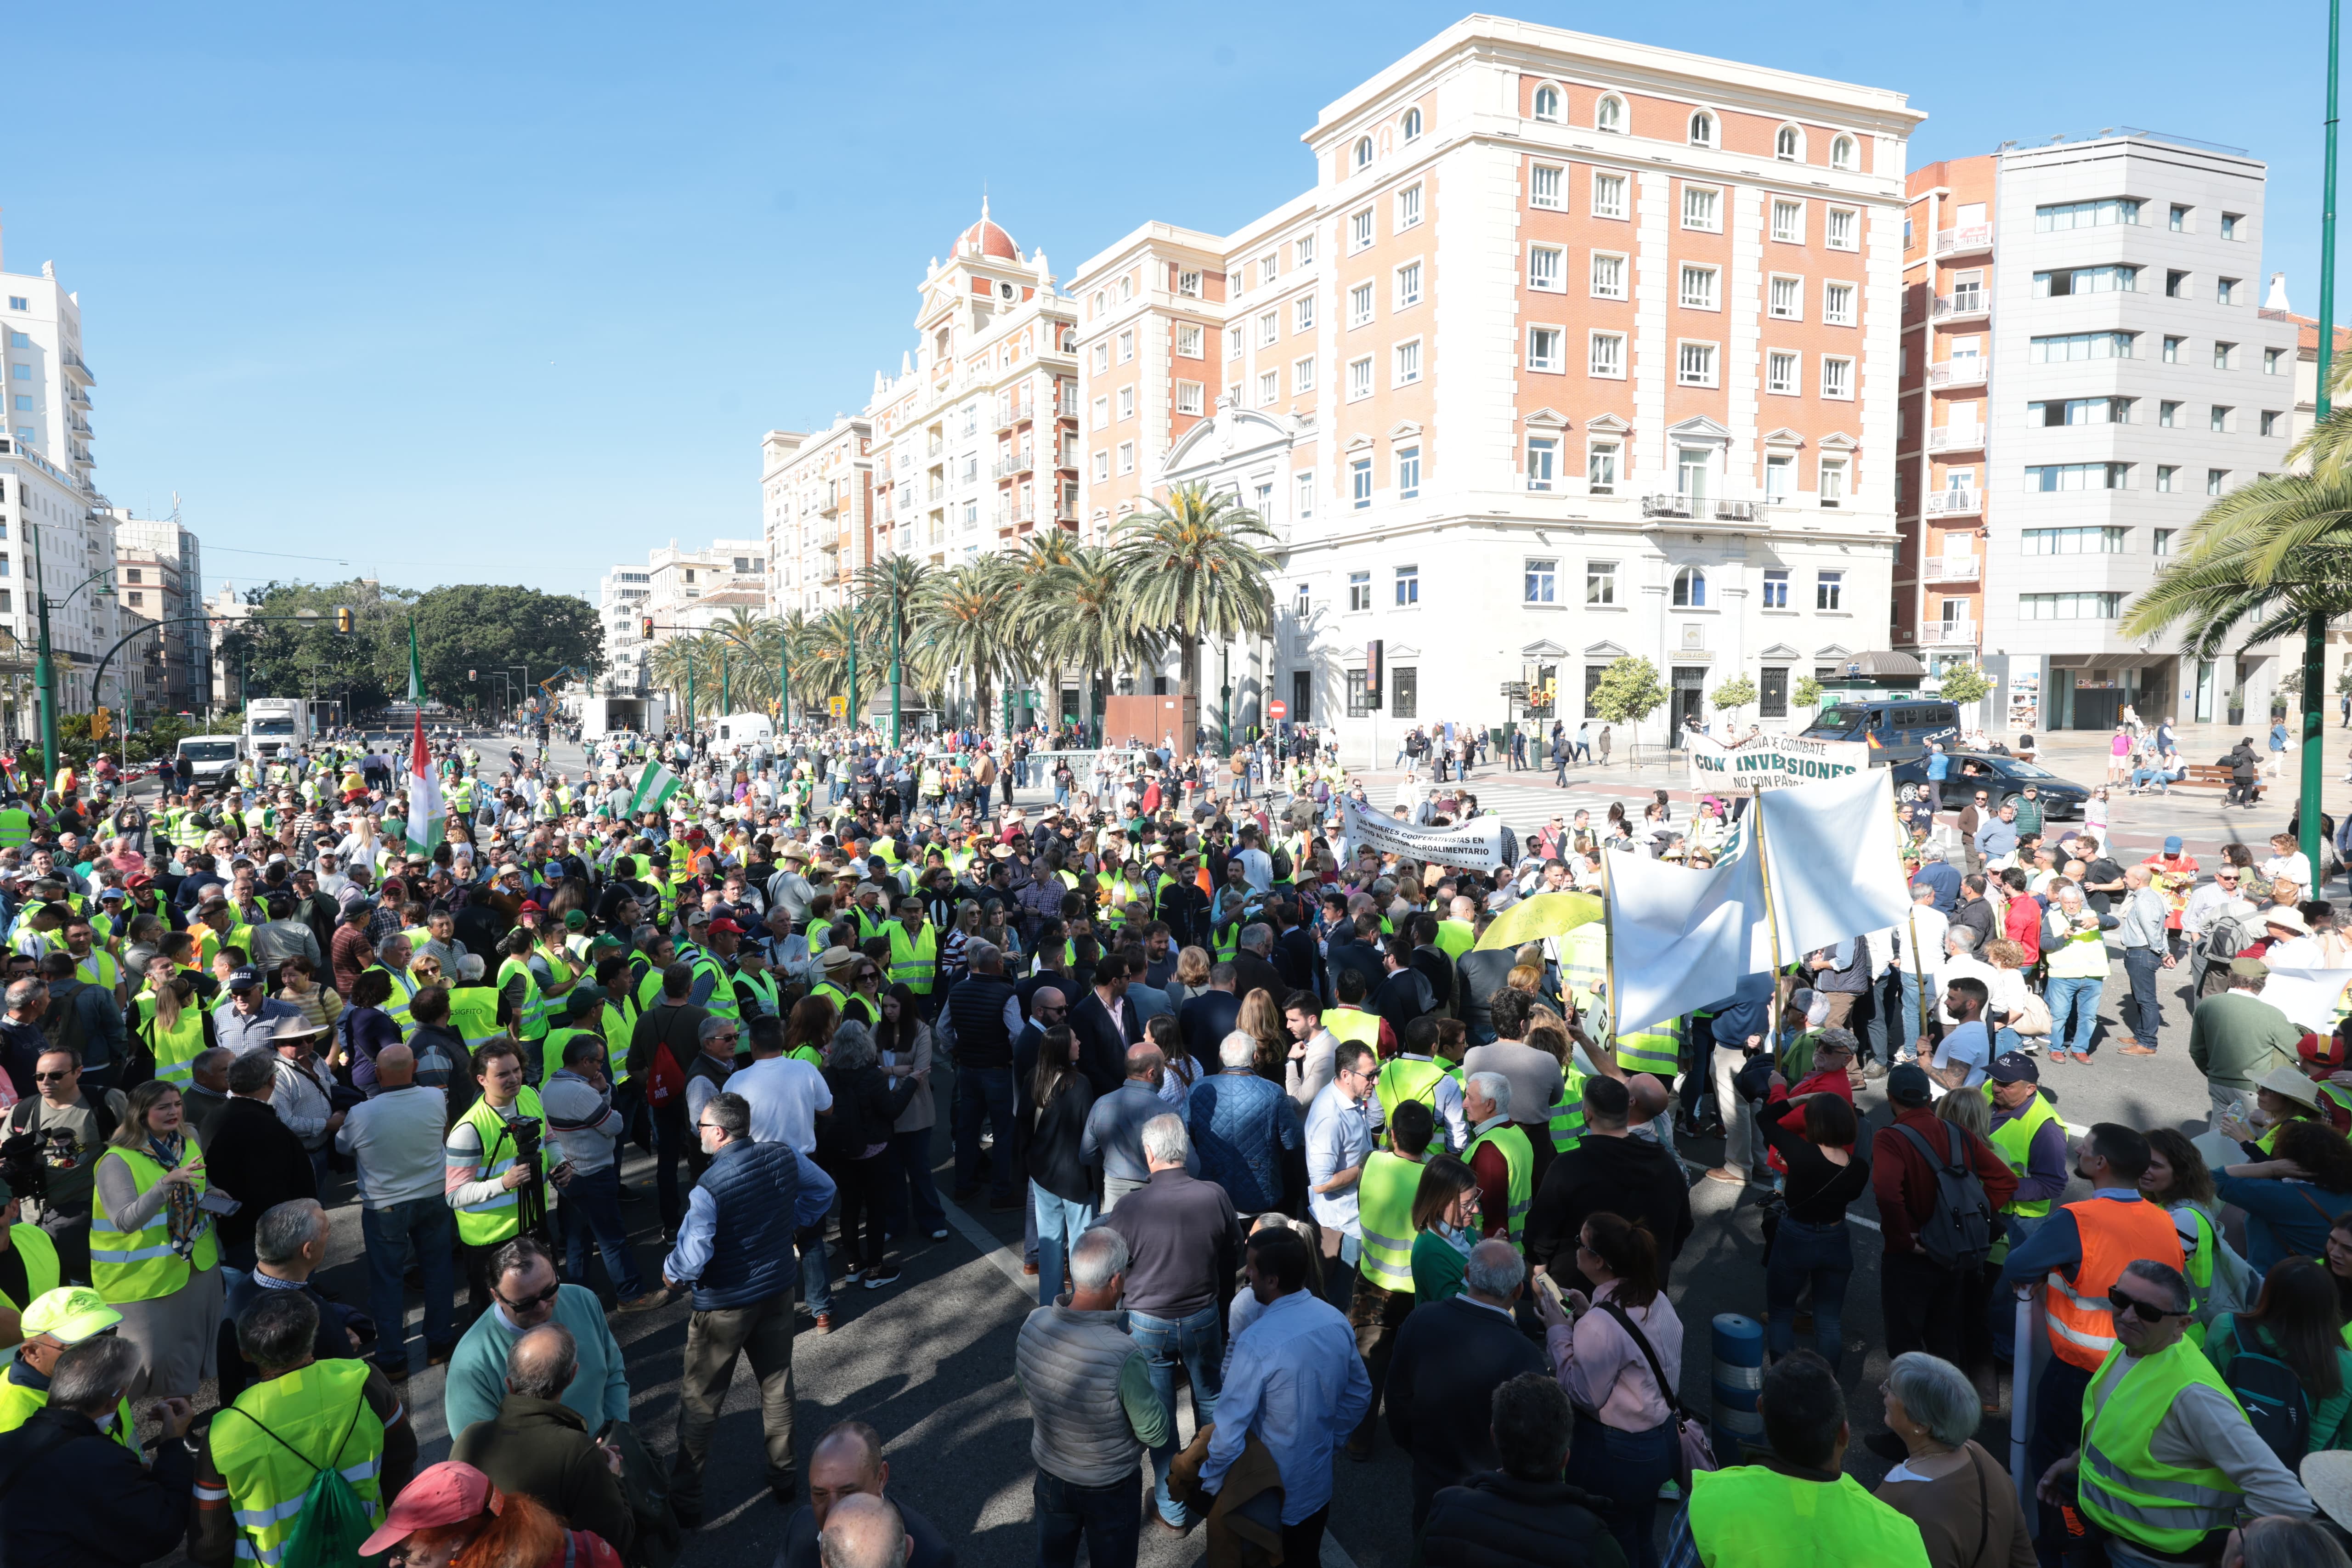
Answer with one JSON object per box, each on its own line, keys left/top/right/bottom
{"left": 707, "top": 917, "right": 745, "bottom": 935}
{"left": 358, "top": 1462, "right": 503, "bottom": 1556}
{"left": 518, "top": 900, "right": 544, "bottom": 915}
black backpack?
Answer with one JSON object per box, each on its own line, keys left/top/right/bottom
{"left": 2222, "top": 1318, "right": 2312, "bottom": 1467}
{"left": 1893, "top": 1122, "right": 1995, "bottom": 1272}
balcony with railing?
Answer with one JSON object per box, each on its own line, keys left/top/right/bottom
{"left": 60, "top": 353, "right": 92, "bottom": 385}
{"left": 1921, "top": 556, "right": 1981, "bottom": 583}
{"left": 992, "top": 452, "right": 1035, "bottom": 480}
{"left": 1928, "top": 425, "right": 1986, "bottom": 454}
{"left": 1931, "top": 291, "right": 1989, "bottom": 323}
{"left": 1924, "top": 487, "right": 1983, "bottom": 518}
{"left": 1640, "top": 493, "right": 1764, "bottom": 522}
{"left": 1928, "top": 360, "right": 1987, "bottom": 389}
{"left": 1917, "top": 619, "right": 1979, "bottom": 645}
{"left": 1934, "top": 223, "right": 1994, "bottom": 258}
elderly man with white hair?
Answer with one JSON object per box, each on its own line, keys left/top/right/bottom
{"left": 1186, "top": 1030, "right": 1303, "bottom": 1218}
{"left": 1099, "top": 1114, "right": 1244, "bottom": 1533}
{"left": 1461, "top": 1070, "right": 1534, "bottom": 1247}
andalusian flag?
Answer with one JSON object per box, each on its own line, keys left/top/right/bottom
{"left": 404, "top": 621, "right": 445, "bottom": 855}
{"left": 629, "top": 758, "right": 681, "bottom": 815}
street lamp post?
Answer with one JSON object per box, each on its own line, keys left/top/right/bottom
{"left": 2303, "top": 0, "right": 2343, "bottom": 882}
{"left": 28, "top": 520, "right": 117, "bottom": 786}
{"left": 1219, "top": 642, "right": 1233, "bottom": 753}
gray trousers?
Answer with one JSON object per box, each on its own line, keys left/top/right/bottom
{"left": 672, "top": 1286, "right": 797, "bottom": 1508}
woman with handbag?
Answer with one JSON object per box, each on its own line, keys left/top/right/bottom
{"left": 1874, "top": 1352, "right": 2036, "bottom": 1568}
{"left": 1532, "top": 1211, "right": 1685, "bottom": 1568}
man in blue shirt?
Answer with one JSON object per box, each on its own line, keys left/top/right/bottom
{"left": 1924, "top": 742, "right": 1951, "bottom": 783}
{"left": 1197, "top": 1227, "right": 1371, "bottom": 1565}
{"left": 1908, "top": 845, "right": 1963, "bottom": 914}
{"left": 662, "top": 1090, "right": 837, "bottom": 1527}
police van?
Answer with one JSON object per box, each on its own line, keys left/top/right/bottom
{"left": 1799, "top": 698, "right": 1961, "bottom": 764}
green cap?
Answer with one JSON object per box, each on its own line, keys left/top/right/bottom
{"left": 21, "top": 1285, "right": 121, "bottom": 1345}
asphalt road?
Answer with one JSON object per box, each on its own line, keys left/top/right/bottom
{"left": 232, "top": 728, "right": 2349, "bottom": 1568}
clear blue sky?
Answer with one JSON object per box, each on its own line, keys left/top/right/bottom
{"left": 9, "top": 2, "right": 2345, "bottom": 601}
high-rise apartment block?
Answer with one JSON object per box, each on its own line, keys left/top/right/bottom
{"left": 765, "top": 209, "right": 1079, "bottom": 623}
{"left": 107, "top": 506, "right": 208, "bottom": 715}
{"left": 0, "top": 235, "right": 124, "bottom": 732}
{"left": 1900, "top": 134, "right": 2301, "bottom": 730}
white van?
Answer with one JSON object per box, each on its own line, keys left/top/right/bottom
{"left": 176, "top": 734, "right": 247, "bottom": 785}
{"left": 711, "top": 713, "right": 774, "bottom": 758}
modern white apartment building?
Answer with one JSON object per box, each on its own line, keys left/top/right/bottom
{"left": 108, "top": 506, "right": 208, "bottom": 716}
{"left": 1069, "top": 18, "right": 1922, "bottom": 755}
{"left": 596, "top": 563, "right": 655, "bottom": 703}
{"left": 0, "top": 238, "right": 121, "bottom": 734}
{"left": 763, "top": 207, "right": 1081, "bottom": 641}
{"left": 644, "top": 539, "right": 767, "bottom": 634}
{"left": 1900, "top": 133, "right": 2302, "bottom": 731}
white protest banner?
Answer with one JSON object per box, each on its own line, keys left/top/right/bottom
{"left": 1341, "top": 797, "right": 1515, "bottom": 872}
{"left": 1687, "top": 730, "right": 1872, "bottom": 794}
{"left": 2258, "top": 966, "right": 2352, "bottom": 1033}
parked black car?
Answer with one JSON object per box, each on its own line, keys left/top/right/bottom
{"left": 1886, "top": 750, "right": 2090, "bottom": 818}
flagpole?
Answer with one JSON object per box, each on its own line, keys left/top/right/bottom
{"left": 1600, "top": 849, "right": 1622, "bottom": 1076}
{"left": 1751, "top": 786, "right": 1786, "bottom": 1058}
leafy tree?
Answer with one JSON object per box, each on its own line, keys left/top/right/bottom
{"left": 1936, "top": 665, "right": 1993, "bottom": 706}
{"left": 1709, "top": 676, "right": 1757, "bottom": 720}
{"left": 1793, "top": 674, "right": 1824, "bottom": 710}
{"left": 237, "top": 578, "right": 415, "bottom": 713}
{"left": 404, "top": 584, "right": 602, "bottom": 709}
{"left": 1591, "top": 656, "right": 1667, "bottom": 746}
{"left": 1111, "top": 484, "right": 1275, "bottom": 721}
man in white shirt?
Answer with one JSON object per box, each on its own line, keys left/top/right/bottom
{"left": 1232, "top": 826, "right": 1274, "bottom": 897}
{"left": 334, "top": 1045, "right": 461, "bottom": 1370}
{"left": 725, "top": 1013, "right": 834, "bottom": 1154}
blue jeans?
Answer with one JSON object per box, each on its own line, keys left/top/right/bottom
{"left": 361, "top": 1197, "right": 458, "bottom": 1370}
{"left": 1031, "top": 1182, "right": 1096, "bottom": 1308}
{"left": 1128, "top": 1301, "right": 1223, "bottom": 1525}
{"left": 1564, "top": 1413, "right": 1676, "bottom": 1568}
{"left": 1765, "top": 1216, "right": 1852, "bottom": 1368}
{"left": 953, "top": 1065, "right": 1018, "bottom": 1201}
{"left": 801, "top": 1230, "right": 831, "bottom": 1316}
{"left": 2123, "top": 945, "right": 2165, "bottom": 1045}
{"left": 560, "top": 1163, "right": 645, "bottom": 1299}
{"left": 2047, "top": 974, "right": 2104, "bottom": 1057}
{"left": 888, "top": 1126, "right": 946, "bottom": 1238}
{"left": 1034, "top": 1470, "right": 1141, "bottom": 1568}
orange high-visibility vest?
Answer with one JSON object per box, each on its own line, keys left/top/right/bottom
{"left": 2045, "top": 1196, "right": 2185, "bottom": 1370}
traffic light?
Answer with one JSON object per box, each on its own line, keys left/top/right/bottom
{"left": 468, "top": 668, "right": 476, "bottom": 680}
{"left": 639, "top": 615, "right": 655, "bottom": 641}
{"left": 333, "top": 606, "right": 355, "bottom": 634}
{"left": 90, "top": 706, "right": 110, "bottom": 740}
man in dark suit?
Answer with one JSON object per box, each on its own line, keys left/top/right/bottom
{"left": 1230, "top": 925, "right": 1288, "bottom": 1008}
{"left": 1269, "top": 897, "right": 1323, "bottom": 996}
{"left": 205, "top": 1049, "right": 320, "bottom": 1275}
{"left": 1370, "top": 934, "right": 1436, "bottom": 1045}
{"left": 1384, "top": 1238, "right": 1548, "bottom": 1530}
{"left": 1178, "top": 965, "right": 1243, "bottom": 1067}
{"left": 1405, "top": 913, "right": 1455, "bottom": 1016}
{"left": 1325, "top": 911, "right": 1387, "bottom": 1004}
{"left": 1067, "top": 951, "right": 1142, "bottom": 1095}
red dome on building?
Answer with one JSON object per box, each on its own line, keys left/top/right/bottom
{"left": 956, "top": 198, "right": 1020, "bottom": 260}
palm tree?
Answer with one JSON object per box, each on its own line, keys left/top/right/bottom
{"left": 1111, "top": 483, "right": 1277, "bottom": 732}
{"left": 1028, "top": 545, "right": 1164, "bottom": 743}
{"left": 853, "top": 555, "right": 940, "bottom": 732}
{"left": 645, "top": 637, "right": 704, "bottom": 724}
{"left": 802, "top": 606, "right": 865, "bottom": 720}
{"left": 923, "top": 560, "right": 1018, "bottom": 727}
{"left": 2121, "top": 407, "right": 2352, "bottom": 741}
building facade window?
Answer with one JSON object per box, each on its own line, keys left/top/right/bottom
{"left": 1394, "top": 564, "right": 1419, "bottom": 605}
{"left": 1772, "top": 199, "right": 1804, "bottom": 243}
{"left": 1531, "top": 164, "right": 1564, "bottom": 210}
{"left": 1586, "top": 560, "right": 1617, "bottom": 605}
{"left": 1348, "top": 570, "right": 1370, "bottom": 611}
{"left": 1588, "top": 441, "right": 1619, "bottom": 493}
{"left": 1762, "top": 568, "right": 1788, "bottom": 608}
{"left": 2019, "top": 591, "right": 2124, "bottom": 619}
{"left": 1396, "top": 445, "right": 1420, "bottom": 498}
{"left": 1590, "top": 332, "right": 1626, "bottom": 378}
{"left": 1527, "top": 436, "right": 1557, "bottom": 490}
{"left": 1528, "top": 328, "right": 1563, "bottom": 372}
{"left": 1351, "top": 457, "right": 1373, "bottom": 507}
{"left": 1672, "top": 567, "right": 1707, "bottom": 607}
{"left": 1525, "top": 558, "right": 1557, "bottom": 603}
{"left": 1816, "top": 570, "right": 1844, "bottom": 610}
{"left": 1591, "top": 253, "right": 1627, "bottom": 299}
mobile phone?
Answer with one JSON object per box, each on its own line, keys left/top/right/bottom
{"left": 1533, "top": 1270, "right": 1567, "bottom": 1315}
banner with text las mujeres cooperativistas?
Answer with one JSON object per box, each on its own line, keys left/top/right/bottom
{"left": 1685, "top": 731, "right": 1872, "bottom": 794}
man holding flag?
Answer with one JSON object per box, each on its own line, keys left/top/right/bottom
{"left": 404, "top": 623, "right": 446, "bottom": 860}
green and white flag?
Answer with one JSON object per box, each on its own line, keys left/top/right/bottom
{"left": 630, "top": 759, "right": 681, "bottom": 815}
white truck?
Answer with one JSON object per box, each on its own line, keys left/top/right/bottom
{"left": 243, "top": 697, "right": 312, "bottom": 759}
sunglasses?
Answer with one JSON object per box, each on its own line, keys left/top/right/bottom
{"left": 2106, "top": 1287, "right": 2184, "bottom": 1324}
{"left": 498, "top": 1278, "right": 563, "bottom": 1310}
{"left": 32, "top": 1070, "right": 73, "bottom": 1082}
